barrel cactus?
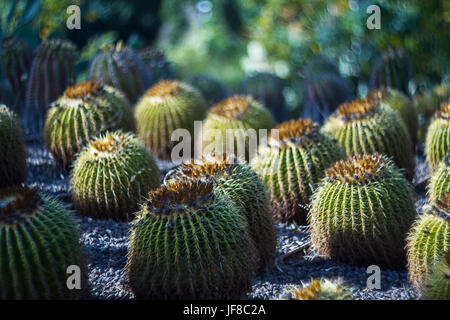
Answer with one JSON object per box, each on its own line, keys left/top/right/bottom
{"left": 241, "top": 72, "right": 288, "bottom": 122}
{"left": 89, "top": 42, "right": 152, "bottom": 104}
{"left": 278, "top": 278, "right": 352, "bottom": 300}
{"left": 201, "top": 95, "right": 275, "bottom": 161}
{"left": 0, "top": 105, "right": 27, "bottom": 188}
{"left": 70, "top": 131, "right": 160, "bottom": 221}
{"left": 310, "top": 153, "right": 416, "bottom": 269}
{"left": 126, "top": 177, "right": 257, "bottom": 299}
{"left": 23, "top": 39, "right": 78, "bottom": 138}
{"left": 322, "top": 98, "right": 415, "bottom": 180}
{"left": 135, "top": 80, "right": 206, "bottom": 160}
{"left": 164, "top": 154, "right": 276, "bottom": 269}
{"left": 138, "top": 47, "right": 175, "bottom": 82}
{"left": 407, "top": 196, "right": 450, "bottom": 290}
{"left": 369, "top": 48, "right": 412, "bottom": 95}
{"left": 425, "top": 101, "right": 450, "bottom": 170}
{"left": 188, "top": 74, "right": 228, "bottom": 108}
{"left": 422, "top": 251, "right": 450, "bottom": 300}
{"left": 44, "top": 80, "right": 135, "bottom": 170}
{"left": 251, "top": 118, "right": 344, "bottom": 225}
{"left": 366, "top": 87, "right": 418, "bottom": 147}
{"left": 428, "top": 150, "right": 450, "bottom": 204}
{"left": 0, "top": 186, "right": 87, "bottom": 299}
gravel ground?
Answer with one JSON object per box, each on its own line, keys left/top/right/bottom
{"left": 25, "top": 142, "right": 428, "bottom": 300}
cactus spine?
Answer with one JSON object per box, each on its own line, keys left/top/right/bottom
{"left": 251, "top": 119, "right": 344, "bottom": 225}
{"left": 70, "top": 131, "right": 160, "bottom": 221}
{"left": 322, "top": 98, "right": 415, "bottom": 180}
{"left": 428, "top": 150, "right": 450, "bottom": 204}
{"left": 0, "top": 186, "right": 87, "bottom": 299}
{"left": 126, "top": 177, "right": 257, "bottom": 299}
{"left": 425, "top": 102, "right": 450, "bottom": 170}
{"left": 421, "top": 251, "right": 450, "bottom": 300}
{"left": 0, "top": 105, "right": 27, "bottom": 188}
{"left": 135, "top": 80, "right": 206, "bottom": 160}
{"left": 309, "top": 153, "right": 416, "bottom": 269}
{"left": 278, "top": 278, "right": 352, "bottom": 300}
{"left": 44, "top": 80, "right": 135, "bottom": 169}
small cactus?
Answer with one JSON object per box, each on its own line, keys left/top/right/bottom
{"left": 425, "top": 102, "right": 450, "bottom": 170}
{"left": 428, "top": 150, "right": 450, "bottom": 204}
{"left": 309, "top": 153, "right": 416, "bottom": 269}
{"left": 138, "top": 48, "right": 175, "bottom": 82}
{"left": 23, "top": 39, "right": 78, "bottom": 138}
{"left": 278, "top": 278, "right": 352, "bottom": 300}
{"left": 407, "top": 196, "right": 450, "bottom": 291}
{"left": 89, "top": 42, "right": 152, "bottom": 104}
{"left": 135, "top": 80, "right": 206, "bottom": 160}
{"left": 44, "top": 80, "right": 135, "bottom": 169}
{"left": 188, "top": 74, "right": 228, "bottom": 108}
{"left": 322, "top": 98, "right": 415, "bottom": 180}
{"left": 421, "top": 251, "right": 450, "bottom": 300}
{"left": 126, "top": 177, "right": 257, "bottom": 299}
{"left": 0, "top": 105, "right": 27, "bottom": 188}
{"left": 251, "top": 118, "right": 344, "bottom": 225}
{"left": 366, "top": 87, "right": 418, "bottom": 147}
{"left": 370, "top": 48, "right": 412, "bottom": 95}
{"left": 201, "top": 95, "right": 275, "bottom": 161}
{"left": 241, "top": 72, "right": 288, "bottom": 122}
{"left": 70, "top": 131, "right": 160, "bottom": 221}
{"left": 0, "top": 186, "right": 87, "bottom": 299}
{"left": 164, "top": 153, "right": 277, "bottom": 269}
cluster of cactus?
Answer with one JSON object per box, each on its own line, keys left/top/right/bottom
{"left": 0, "top": 186, "right": 87, "bottom": 299}
{"left": 89, "top": 42, "right": 152, "bottom": 104}
{"left": 425, "top": 101, "right": 450, "bottom": 169}
{"left": 70, "top": 131, "right": 160, "bottom": 221}
{"left": 135, "top": 80, "right": 206, "bottom": 160}
{"left": 251, "top": 118, "right": 344, "bottom": 225}
{"left": 278, "top": 278, "right": 352, "bottom": 300}
{"left": 407, "top": 196, "right": 450, "bottom": 291}
{"left": 241, "top": 72, "right": 288, "bottom": 122}
{"left": 0, "top": 105, "right": 27, "bottom": 188}
{"left": 322, "top": 98, "right": 415, "bottom": 180}
{"left": 138, "top": 47, "right": 175, "bottom": 83}
{"left": 126, "top": 177, "right": 257, "bottom": 299}
{"left": 164, "top": 153, "right": 277, "bottom": 269}
{"left": 188, "top": 74, "right": 228, "bottom": 108}
{"left": 44, "top": 80, "right": 135, "bottom": 169}
{"left": 369, "top": 47, "right": 412, "bottom": 95}
{"left": 309, "top": 153, "right": 416, "bottom": 269}
{"left": 366, "top": 87, "right": 418, "bottom": 147}
{"left": 23, "top": 39, "right": 78, "bottom": 138}
{"left": 428, "top": 150, "right": 450, "bottom": 204}
{"left": 421, "top": 251, "right": 450, "bottom": 300}
{"left": 201, "top": 95, "right": 275, "bottom": 161}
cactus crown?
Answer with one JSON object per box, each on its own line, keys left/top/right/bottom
{"left": 0, "top": 187, "right": 41, "bottom": 225}
{"left": 145, "top": 80, "right": 180, "bottom": 98}
{"left": 366, "top": 87, "right": 389, "bottom": 101}
{"left": 63, "top": 80, "right": 103, "bottom": 100}
{"left": 337, "top": 99, "right": 377, "bottom": 121}
{"left": 325, "top": 153, "right": 389, "bottom": 184}
{"left": 273, "top": 118, "right": 320, "bottom": 145}
{"left": 147, "top": 178, "right": 215, "bottom": 212}
{"left": 210, "top": 95, "right": 252, "bottom": 118}
{"left": 433, "top": 194, "right": 450, "bottom": 221}
{"left": 88, "top": 131, "right": 131, "bottom": 159}
{"left": 436, "top": 101, "right": 450, "bottom": 119}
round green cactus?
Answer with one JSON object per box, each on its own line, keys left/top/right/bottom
{"left": 322, "top": 98, "right": 415, "bottom": 181}
{"left": 89, "top": 42, "right": 152, "bottom": 104}
{"left": 0, "top": 105, "right": 27, "bottom": 188}
{"left": 164, "top": 153, "right": 276, "bottom": 270}
{"left": 428, "top": 150, "right": 450, "bottom": 204}
{"left": 44, "top": 80, "right": 135, "bottom": 170}
{"left": 135, "top": 80, "right": 206, "bottom": 160}
{"left": 278, "top": 278, "right": 352, "bottom": 300}
{"left": 201, "top": 95, "right": 275, "bottom": 161}
{"left": 425, "top": 102, "right": 450, "bottom": 170}
{"left": 367, "top": 87, "right": 418, "bottom": 147}
{"left": 251, "top": 118, "right": 344, "bottom": 225}
{"left": 70, "top": 131, "right": 160, "bottom": 221}
{"left": 126, "top": 177, "right": 257, "bottom": 299}
{"left": 0, "top": 186, "right": 87, "bottom": 299}
{"left": 406, "top": 197, "right": 450, "bottom": 291}
{"left": 309, "top": 153, "right": 416, "bottom": 269}
{"left": 421, "top": 251, "right": 450, "bottom": 300}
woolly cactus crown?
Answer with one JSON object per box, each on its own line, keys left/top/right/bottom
{"left": 270, "top": 118, "right": 320, "bottom": 146}
{"left": 280, "top": 278, "right": 352, "bottom": 300}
